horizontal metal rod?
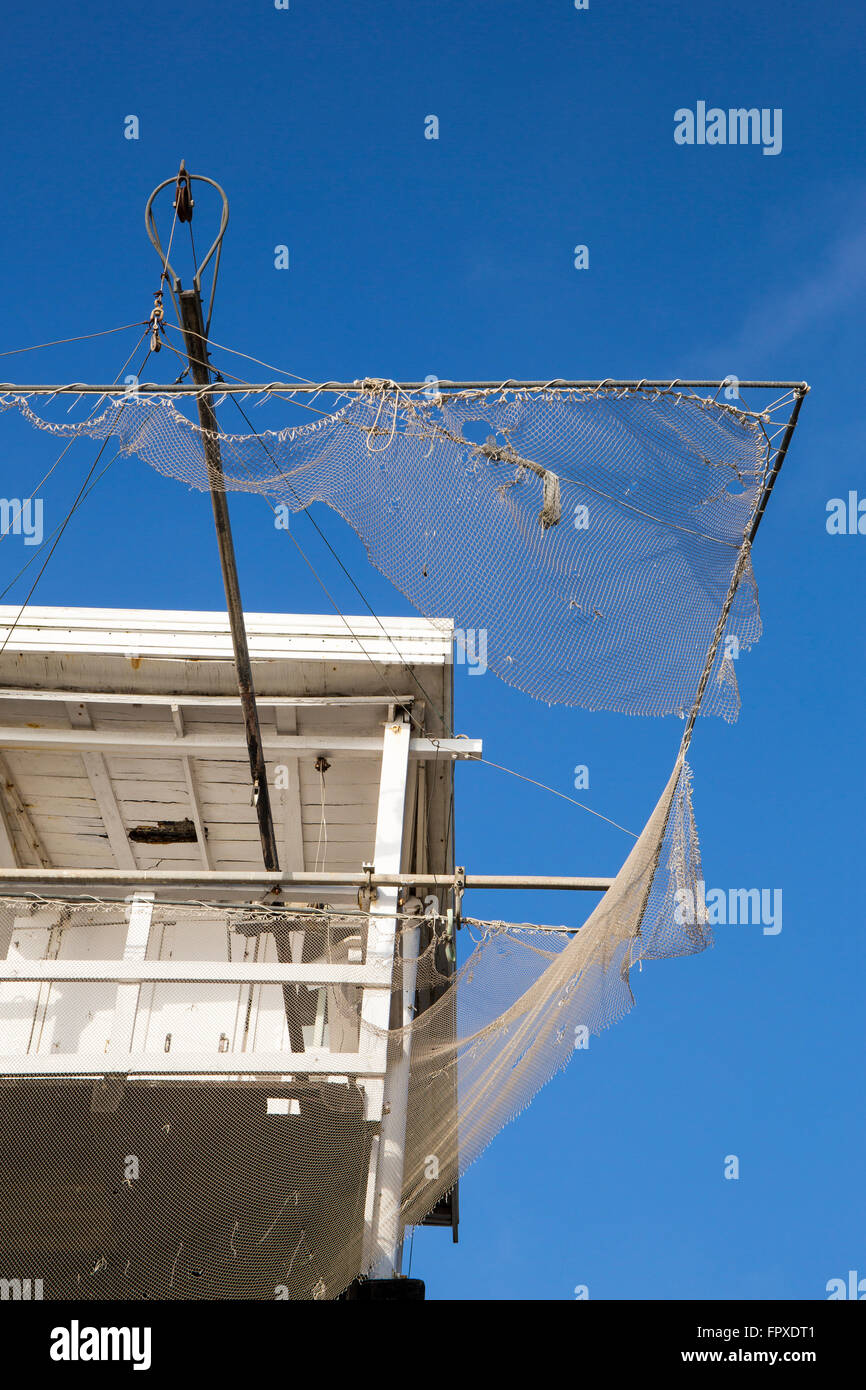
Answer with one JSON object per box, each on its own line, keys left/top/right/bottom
{"left": 0, "top": 869, "right": 614, "bottom": 891}
{"left": 0, "top": 726, "right": 480, "bottom": 759}
{"left": 0, "top": 960, "right": 388, "bottom": 986}
{"left": 0, "top": 380, "right": 809, "bottom": 396}
{"left": 465, "top": 919, "right": 582, "bottom": 935}
{"left": 0, "top": 1051, "right": 379, "bottom": 1077}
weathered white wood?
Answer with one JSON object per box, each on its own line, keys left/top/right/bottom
{"left": 181, "top": 757, "right": 212, "bottom": 870}
{"left": 357, "top": 716, "right": 412, "bottom": 1272}
{"left": 0, "top": 606, "right": 458, "bottom": 1165}
{"left": 0, "top": 689, "right": 415, "bottom": 708}
{"left": 0, "top": 607, "right": 450, "bottom": 638}
{"left": 170, "top": 702, "right": 185, "bottom": 738}
{"left": 275, "top": 707, "right": 304, "bottom": 874}
{"left": 364, "top": 744, "right": 429, "bottom": 1274}
{"left": 0, "top": 726, "right": 480, "bottom": 759}
{"left": 0, "top": 606, "right": 452, "bottom": 666}
{"left": 81, "top": 756, "right": 138, "bottom": 866}
{"left": 362, "top": 1134, "right": 380, "bottom": 1248}
{"left": 0, "top": 753, "right": 52, "bottom": 868}
{"left": 66, "top": 704, "right": 138, "bottom": 869}
{"left": 0, "top": 960, "right": 390, "bottom": 985}
{"left": 371, "top": 919, "right": 422, "bottom": 1279}
{"left": 360, "top": 716, "right": 412, "bottom": 1052}
{"left": 0, "top": 1051, "right": 383, "bottom": 1076}
{"left": 0, "top": 775, "right": 20, "bottom": 867}
{"left": 0, "top": 916, "right": 63, "bottom": 1056}
{"left": 107, "top": 892, "right": 154, "bottom": 1056}
{"left": 312, "top": 988, "right": 327, "bottom": 1047}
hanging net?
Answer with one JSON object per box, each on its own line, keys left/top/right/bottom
{"left": 0, "top": 380, "right": 803, "bottom": 1298}
{"left": 0, "top": 384, "right": 775, "bottom": 717}
{"left": 0, "top": 755, "right": 706, "bottom": 1300}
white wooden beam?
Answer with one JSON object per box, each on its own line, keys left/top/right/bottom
{"left": 182, "top": 758, "right": 212, "bottom": 869}
{"left": 359, "top": 715, "right": 412, "bottom": 1270}
{"left": 360, "top": 715, "right": 412, "bottom": 1077}
{"left": 65, "top": 703, "right": 137, "bottom": 869}
{"left": 166, "top": 704, "right": 212, "bottom": 870}
{"left": 0, "top": 689, "right": 416, "bottom": 708}
{"left": 0, "top": 725, "right": 480, "bottom": 760}
{"left": 0, "top": 752, "right": 51, "bottom": 868}
{"left": 107, "top": 892, "right": 154, "bottom": 1057}
{"left": 0, "top": 1051, "right": 383, "bottom": 1076}
{"left": 0, "top": 607, "right": 452, "bottom": 667}
{"left": 0, "top": 960, "right": 391, "bottom": 986}
{"left": 275, "top": 707, "right": 304, "bottom": 874}
{"left": 0, "top": 774, "right": 20, "bottom": 867}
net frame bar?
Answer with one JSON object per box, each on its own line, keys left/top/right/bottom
{"left": 679, "top": 383, "right": 807, "bottom": 750}
{"left": 0, "top": 379, "right": 808, "bottom": 395}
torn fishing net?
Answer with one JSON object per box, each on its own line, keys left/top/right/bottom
{"left": 0, "top": 755, "right": 706, "bottom": 1300}
{"left": 0, "top": 385, "right": 767, "bottom": 718}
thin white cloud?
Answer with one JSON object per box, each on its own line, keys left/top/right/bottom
{"left": 721, "top": 212, "right": 866, "bottom": 360}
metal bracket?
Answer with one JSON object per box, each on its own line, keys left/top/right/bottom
{"left": 453, "top": 866, "right": 466, "bottom": 924}
{"left": 358, "top": 860, "right": 377, "bottom": 912}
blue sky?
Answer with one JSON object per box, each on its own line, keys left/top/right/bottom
{"left": 0, "top": 0, "right": 863, "bottom": 1301}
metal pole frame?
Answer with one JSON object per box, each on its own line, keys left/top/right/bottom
{"left": 0, "top": 379, "right": 809, "bottom": 396}
{"left": 679, "top": 383, "right": 808, "bottom": 751}
{"left": 0, "top": 869, "right": 615, "bottom": 892}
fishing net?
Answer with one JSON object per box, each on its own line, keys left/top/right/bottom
{"left": 0, "top": 755, "right": 706, "bottom": 1300}
{"left": 0, "top": 385, "right": 773, "bottom": 718}
{"left": 0, "top": 380, "right": 802, "bottom": 1298}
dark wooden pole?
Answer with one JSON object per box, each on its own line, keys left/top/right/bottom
{"left": 177, "top": 288, "right": 280, "bottom": 876}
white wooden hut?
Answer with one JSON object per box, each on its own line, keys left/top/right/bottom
{"left": 0, "top": 605, "right": 478, "bottom": 1298}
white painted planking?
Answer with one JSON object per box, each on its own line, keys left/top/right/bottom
{"left": 0, "top": 726, "right": 479, "bottom": 758}
{"left": 0, "top": 606, "right": 457, "bottom": 1093}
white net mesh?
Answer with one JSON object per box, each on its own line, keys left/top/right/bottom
{"left": 0, "top": 385, "right": 770, "bottom": 717}
{"left": 0, "top": 756, "right": 705, "bottom": 1300}
{"left": 0, "top": 380, "right": 802, "bottom": 1298}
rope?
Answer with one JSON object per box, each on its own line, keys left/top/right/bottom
{"left": 0, "top": 335, "right": 152, "bottom": 652}
{"left": 0, "top": 323, "right": 147, "bottom": 359}
{"left": 0, "top": 328, "right": 152, "bottom": 549}
{"left": 182, "top": 333, "right": 356, "bottom": 405}
{"left": 211, "top": 370, "right": 642, "bottom": 840}
{"left": 223, "top": 387, "right": 640, "bottom": 839}
{"left": 478, "top": 760, "right": 638, "bottom": 838}
{"left": 0, "top": 450, "right": 121, "bottom": 601}
{"left": 224, "top": 389, "right": 454, "bottom": 733}
{"left": 158, "top": 329, "right": 339, "bottom": 420}
{"left": 0, "top": 435, "right": 122, "bottom": 656}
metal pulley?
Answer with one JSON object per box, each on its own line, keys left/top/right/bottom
{"left": 174, "top": 160, "right": 194, "bottom": 223}
{"left": 145, "top": 161, "right": 229, "bottom": 335}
